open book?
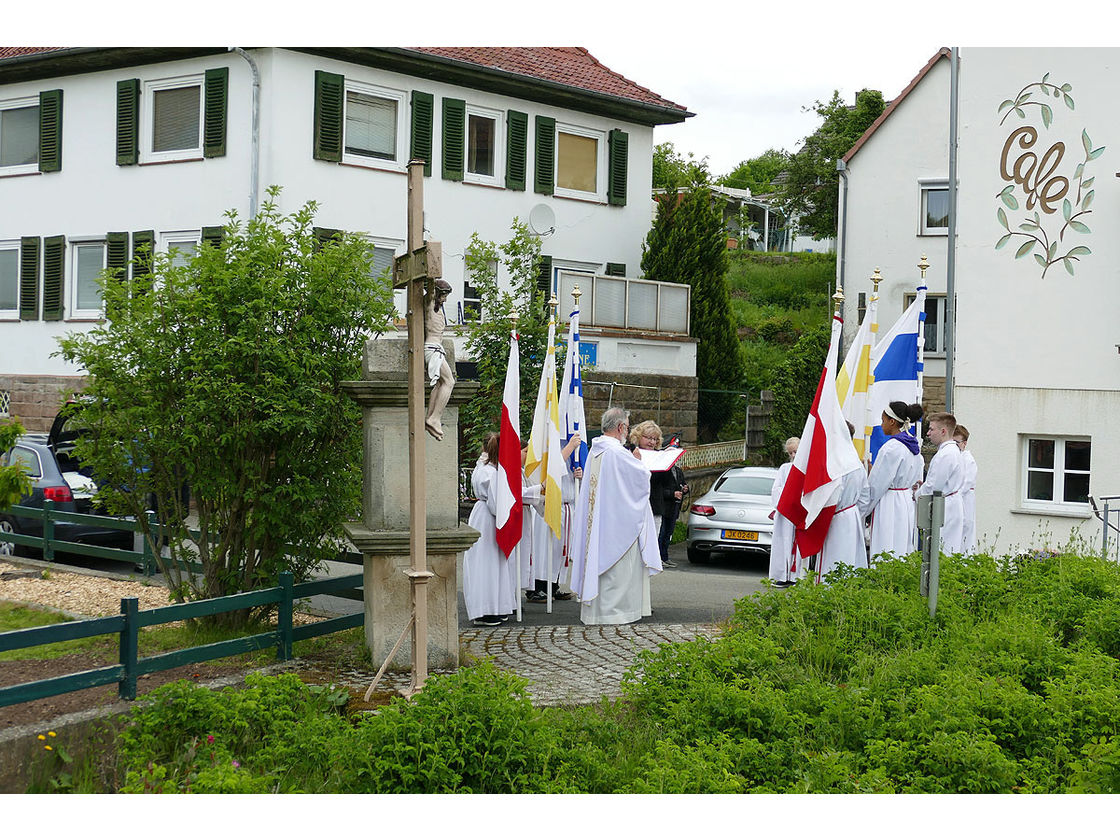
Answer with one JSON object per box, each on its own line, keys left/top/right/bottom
{"left": 636, "top": 447, "right": 684, "bottom": 472}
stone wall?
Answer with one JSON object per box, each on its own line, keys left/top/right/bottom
{"left": 580, "top": 371, "right": 697, "bottom": 444}
{"left": 923, "top": 376, "right": 946, "bottom": 413}
{"left": 0, "top": 375, "right": 87, "bottom": 432}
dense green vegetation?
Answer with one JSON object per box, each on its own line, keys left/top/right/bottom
{"left": 57, "top": 550, "right": 1120, "bottom": 793}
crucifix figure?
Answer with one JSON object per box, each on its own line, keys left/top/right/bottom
{"left": 423, "top": 278, "right": 456, "bottom": 441}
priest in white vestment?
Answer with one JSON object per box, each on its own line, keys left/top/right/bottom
{"left": 568, "top": 406, "right": 662, "bottom": 625}
{"left": 918, "top": 412, "right": 967, "bottom": 555}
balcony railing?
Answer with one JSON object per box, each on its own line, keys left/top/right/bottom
{"left": 557, "top": 270, "right": 690, "bottom": 335}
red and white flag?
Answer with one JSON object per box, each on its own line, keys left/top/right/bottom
{"left": 495, "top": 329, "right": 523, "bottom": 557}
{"left": 776, "top": 314, "right": 863, "bottom": 558}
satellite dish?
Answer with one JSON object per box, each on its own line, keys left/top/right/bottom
{"left": 528, "top": 203, "right": 556, "bottom": 237}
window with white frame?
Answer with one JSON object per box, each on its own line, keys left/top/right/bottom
{"left": 160, "top": 230, "right": 201, "bottom": 269}
{"left": 141, "top": 75, "right": 204, "bottom": 163}
{"left": 71, "top": 241, "right": 106, "bottom": 317}
{"left": 362, "top": 236, "right": 402, "bottom": 317}
{"left": 555, "top": 124, "right": 607, "bottom": 201}
{"left": 920, "top": 180, "right": 949, "bottom": 235}
{"left": 465, "top": 104, "right": 502, "bottom": 186}
{"left": 904, "top": 292, "right": 947, "bottom": 357}
{"left": 343, "top": 82, "right": 406, "bottom": 168}
{"left": 0, "top": 240, "right": 19, "bottom": 317}
{"left": 1022, "top": 435, "right": 1091, "bottom": 510}
{"left": 0, "top": 96, "right": 39, "bottom": 175}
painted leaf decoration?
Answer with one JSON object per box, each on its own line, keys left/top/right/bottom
{"left": 1034, "top": 253, "right": 1048, "bottom": 268}
{"left": 1089, "top": 147, "right": 1105, "bottom": 160}
{"left": 1002, "top": 192, "right": 1019, "bottom": 210}
{"left": 998, "top": 99, "right": 1015, "bottom": 112}
{"left": 996, "top": 233, "right": 1012, "bottom": 250}
{"left": 1016, "top": 92, "right": 1029, "bottom": 105}
{"left": 998, "top": 207, "right": 1009, "bottom": 228}
{"left": 1015, "top": 239, "right": 1036, "bottom": 258}
{"left": 1048, "top": 241, "right": 1058, "bottom": 259}
{"left": 1041, "top": 104, "right": 1052, "bottom": 128}
{"left": 1015, "top": 107, "right": 1025, "bottom": 118}
{"left": 1020, "top": 220, "right": 1039, "bottom": 231}
{"left": 1083, "top": 190, "right": 1095, "bottom": 210}
{"left": 1082, "top": 177, "right": 1094, "bottom": 189}
{"left": 1064, "top": 94, "right": 1075, "bottom": 110}
{"left": 1062, "top": 83, "right": 1072, "bottom": 92}
{"left": 1042, "top": 72, "right": 1050, "bottom": 83}
{"left": 1074, "top": 163, "right": 1084, "bottom": 179}
{"left": 1064, "top": 258, "right": 1074, "bottom": 276}
{"left": 1063, "top": 199, "right": 1072, "bottom": 220}
{"left": 1083, "top": 130, "right": 1092, "bottom": 155}
{"left": 1069, "top": 220, "right": 1091, "bottom": 234}
{"left": 1067, "top": 246, "right": 1091, "bottom": 257}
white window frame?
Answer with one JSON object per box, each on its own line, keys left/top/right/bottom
{"left": 342, "top": 81, "right": 407, "bottom": 172}
{"left": 159, "top": 230, "right": 201, "bottom": 269}
{"left": 361, "top": 235, "right": 404, "bottom": 318}
{"left": 0, "top": 239, "right": 20, "bottom": 319}
{"left": 0, "top": 95, "right": 40, "bottom": 176}
{"left": 554, "top": 123, "right": 607, "bottom": 202}
{"left": 463, "top": 103, "right": 504, "bottom": 187}
{"left": 1020, "top": 435, "right": 1092, "bottom": 514}
{"left": 919, "top": 179, "right": 949, "bottom": 235}
{"left": 904, "top": 292, "right": 947, "bottom": 358}
{"left": 141, "top": 74, "right": 204, "bottom": 164}
{"left": 70, "top": 238, "right": 107, "bottom": 319}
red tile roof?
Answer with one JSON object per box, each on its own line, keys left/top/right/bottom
{"left": 842, "top": 48, "right": 951, "bottom": 164}
{"left": 0, "top": 47, "right": 64, "bottom": 59}
{"left": 407, "top": 47, "right": 688, "bottom": 113}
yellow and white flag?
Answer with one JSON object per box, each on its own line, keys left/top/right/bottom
{"left": 835, "top": 287, "right": 878, "bottom": 462}
{"left": 524, "top": 319, "right": 567, "bottom": 539}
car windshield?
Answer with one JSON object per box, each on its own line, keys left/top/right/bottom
{"left": 714, "top": 475, "right": 774, "bottom": 497}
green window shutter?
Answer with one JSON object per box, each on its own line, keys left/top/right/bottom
{"left": 410, "top": 91, "right": 434, "bottom": 177}
{"left": 116, "top": 79, "right": 139, "bottom": 166}
{"left": 313, "top": 227, "right": 342, "bottom": 251}
{"left": 506, "top": 110, "right": 527, "bottom": 191}
{"left": 313, "top": 70, "right": 344, "bottom": 162}
{"left": 106, "top": 232, "right": 129, "bottom": 284}
{"left": 19, "top": 236, "right": 40, "bottom": 320}
{"left": 201, "top": 226, "right": 224, "bottom": 248}
{"left": 537, "top": 254, "right": 553, "bottom": 295}
{"left": 42, "top": 235, "right": 65, "bottom": 321}
{"left": 132, "top": 230, "right": 155, "bottom": 293}
{"left": 441, "top": 97, "right": 465, "bottom": 182}
{"left": 605, "top": 262, "right": 626, "bottom": 277}
{"left": 534, "top": 116, "right": 555, "bottom": 195}
{"left": 204, "top": 67, "right": 229, "bottom": 158}
{"left": 38, "top": 89, "right": 63, "bottom": 173}
{"left": 608, "top": 129, "right": 629, "bottom": 206}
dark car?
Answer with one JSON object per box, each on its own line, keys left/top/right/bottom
{"left": 0, "top": 433, "right": 133, "bottom": 558}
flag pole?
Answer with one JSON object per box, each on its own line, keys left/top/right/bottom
{"left": 510, "top": 310, "right": 523, "bottom": 624}
{"left": 916, "top": 254, "right": 929, "bottom": 437}
{"left": 866, "top": 267, "right": 881, "bottom": 469}
{"left": 546, "top": 292, "right": 558, "bottom": 613}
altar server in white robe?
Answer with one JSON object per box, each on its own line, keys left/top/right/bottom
{"left": 918, "top": 412, "right": 967, "bottom": 555}
{"left": 954, "top": 425, "right": 978, "bottom": 555}
{"left": 568, "top": 406, "right": 662, "bottom": 625}
{"left": 463, "top": 433, "right": 519, "bottom": 626}
{"left": 860, "top": 401, "right": 924, "bottom": 562}
{"left": 768, "top": 437, "right": 801, "bottom": 586}
{"left": 817, "top": 424, "right": 869, "bottom": 580}
{"left": 526, "top": 436, "right": 583, "bottom": 602}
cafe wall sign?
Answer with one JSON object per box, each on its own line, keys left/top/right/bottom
{"left": 994, "top": 73, "right": 1105, "bottom": 278}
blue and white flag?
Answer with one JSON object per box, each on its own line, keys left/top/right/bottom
{"left": 558, "top": 304, "right": 588, "bottom": 471}
{"left": 866, "top": 285, "right": 926, "bottom": 461}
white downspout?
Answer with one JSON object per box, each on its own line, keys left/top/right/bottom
{"left": 228, "top": 47, "right": 260, "bottom": 219}
{"left": 945, "top": 47, "right": 960, "bottom": 412}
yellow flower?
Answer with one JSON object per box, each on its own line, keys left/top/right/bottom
{"left": 48, "top": 731, "right": 57, "bottom": 737}
{"left": 44, "top": 745, "right": 53, "bottom": 751}
{"left": 37, "top": 734, "right": 45, "bottom": 741}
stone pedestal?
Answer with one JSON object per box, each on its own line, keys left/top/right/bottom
{"left": 342, "top": 333, "right": 479, "bottom": 671}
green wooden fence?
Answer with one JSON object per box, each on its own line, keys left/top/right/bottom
{"left": 0, "top": 570, "right": 364, "bottom": 707}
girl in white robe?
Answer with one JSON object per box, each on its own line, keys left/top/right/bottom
{"left": 463, "top": 435, "right": 519, "bottom": 625}
{"left": 954, "top": 426, "right": 978, "bottom": 555}
{"left": 768, "top": 437, "right": 802, "bottom": 585}
{"left": 860, "top": 402, "right": 923, "bottom": 562}
{"left": 818, "top": 466, "right": 870, "bottom": 581}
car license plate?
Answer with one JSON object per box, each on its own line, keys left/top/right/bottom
{"left": 723, "top": 529, "right": 759, "bottom": 541}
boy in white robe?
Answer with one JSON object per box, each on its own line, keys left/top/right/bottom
{"left": 917, "top": 412, "right": 967, "bottom": 555}
{"left": 954, "top": 425, "right": 978, "bottom": 555}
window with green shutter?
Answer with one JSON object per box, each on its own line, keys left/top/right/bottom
{"left": 106, "top": 232, "right": 129, "bottom": 284}
{"left": 441, "top": 97, "right": 465, "bottom": 182}
{"left": 313, "top": 71, "right": 343, "bottom": 162}
{"left": 19, "top": 236, "right": 39, "bottom": 320}
{"left": 506, "top": 110, "right": 527, "bottom": 191}
{"left": 132, "top": 230, "right": 155, "bottom": 292}
{"left": 42, "top": 235, "right": 65, "bottom": 321}
{"left": 410, "top": 91, "right": 433, "bottom": 176}
{"left": 608, "top": 129, "right": 628, "bottom": 206}
{"left": 537, "top": 254, "right": 553, "bottom": 295}
{"left": 605, "top": 262, "right": 626, "bottom": 277}
{"left": 534, "top": 116, "right": 555, "bottom": 195}
{"left": 201, "top": 226, "right": 224, "bottom": 249}
{"left": 38, "top": 89, "right": 62, "bottom": 173}
{"left": 116, "top": 79, "right": 139, "bottom": 166}
{"left": 313, "top": 227, "right": 342, "bottom": 251}
{"left": 203, "top": 67, "right": 228, "bottom": 158}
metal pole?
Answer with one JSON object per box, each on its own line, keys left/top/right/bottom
{"left": 405, "top": 159, "right": 430, "bottom": 695}
{"left": 945, "top": 47, "right": 960, "bottom": 413}
{"left": 1104, "top": 500, "right": 1111, "bottom": 559}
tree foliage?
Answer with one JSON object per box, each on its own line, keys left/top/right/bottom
{"left": 56, "top": 187, "right": 395, "bottom": 622}
{"left": 773, "top": 89, "right": 885, "bottom": 239}
{"left": 0, "top": 418, "right": 31, "bottom": 510}
{"left": 652, "top": 141, "right": 709, "bottom": 191}
{"left": 764, "top": 322, "right": 831, "bottom": 460}
{"left": 642, "top": 180, "right": 745, "bottom": 442}
{"left": 718, "top": 148, "right": 790, "bottom": 196}
{"left": 459, "top": 219, "right": 551, "bottom": 459}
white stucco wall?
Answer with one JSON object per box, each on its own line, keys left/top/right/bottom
{"left": 1, "top": 48, "right": 663, "bottom": 378}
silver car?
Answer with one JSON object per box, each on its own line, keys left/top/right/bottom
{"left": 686, "top": 466, "right": 778, "bottom": 564}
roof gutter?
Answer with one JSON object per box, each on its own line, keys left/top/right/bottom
{"left": 228, "top": 47, "right": 260, "bottom": 219}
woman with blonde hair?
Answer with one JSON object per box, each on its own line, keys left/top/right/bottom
{"left": 630, "top": 420, "right": 684, "bottom": 568}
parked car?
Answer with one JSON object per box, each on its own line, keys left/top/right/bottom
{"left": 0, "top": 433, "right": 133, "bottom": 558}
{"left": 685, "top": 466, "right": 779, "bottom": 564}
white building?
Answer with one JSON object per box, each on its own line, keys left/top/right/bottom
{"left": 0, "top": 47, "right": 696, "bottom": 430}
{"left": 837, "top": 47, "right": 1119, "bottom": 558}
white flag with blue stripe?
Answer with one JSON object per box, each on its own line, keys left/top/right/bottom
{"left": 558, "top": 304, "right": 588, "bottom": 471}
{"left": 867, "top": 285, "right": 926, "bottom": 461}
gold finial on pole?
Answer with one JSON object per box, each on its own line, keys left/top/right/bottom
{"left": 572, "top": 284, "right": 582, "bottom": 305}
{"left": 549, "top": 292, "right": 558, "bottom": 323}
{"left": 871, "top": 267, "right": 882, "bottom": 293}
{"left": 918, "top": 254, "right": 930, "bottom": 279}
{"left": 832, "top": 282, "right": 845, "bottom": 317}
